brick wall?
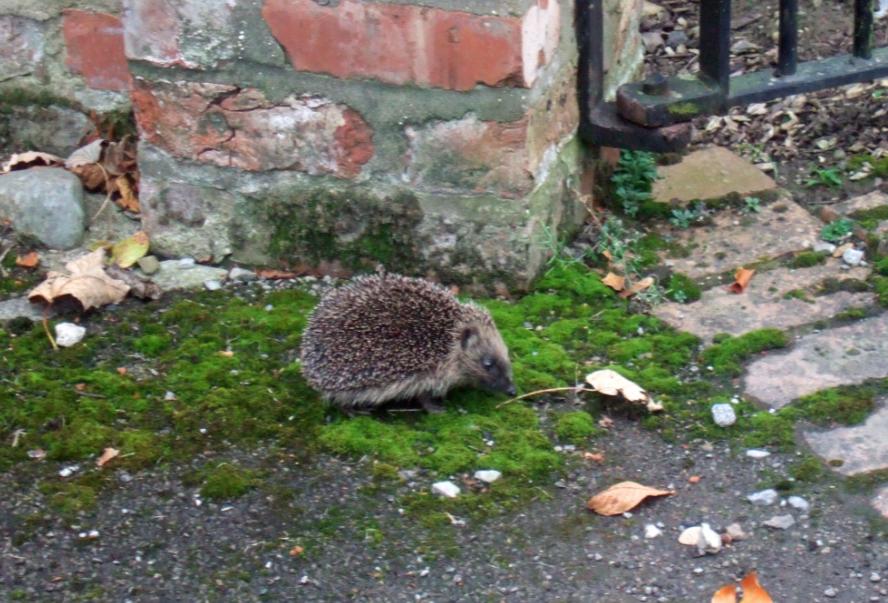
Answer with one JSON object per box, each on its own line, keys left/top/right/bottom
{"left": 0, "top": 0, "right": 643, "bottom": 292}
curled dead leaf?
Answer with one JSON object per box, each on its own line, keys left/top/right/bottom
{"left": 583, "top": 451, "right": 605, "bottom": 463}
{"left": 1, "top": 151, "right": 64, "bottom": 173}
{"left": 689, "top": 475, "right": 702, "bottom": 484}
{"left": 602, "top": 272, "right": 626, "bottom": 292}
{"left": 587, "top": 481, "right": 674, "bottom": 516}
{"left": 289, "top": 545, "right": 305, "bottom": 557}
{"left": 739, "top": 571, "right": 773, "bottom": 603}
{"left": 619, "top": 276, "right": 655, "bottom": 299}
{"left": 65, "top": 139, "right": 106, "bottom": 169}
{"left": 711, "top": 584, "right": 737, "bottom": 603}
{"left": 115, "top": 175, "right": 140, "bottom": 213}
{"left": 15, "top": 251, "right": 39, "bottom": 269}
{"left": 28, "top": 248, "right": 130, "bottom": 312}
{"left": 728, "top": 267, "right": 755, "bottom": 293}
{"left": 585, "top": 369, "right": 662, "bottom": 412}
{"left": 96, "top": 447, "right": 120, "bottom": 467}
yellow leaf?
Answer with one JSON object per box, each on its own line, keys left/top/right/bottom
{"left": 587, "top": 481, "right": 674, "bottom": 516}
{"left": 739, "top": 571, "right": 773, "bottom": 603}
{"left": 110, "top": 231, "right": 150, "bottom": 268}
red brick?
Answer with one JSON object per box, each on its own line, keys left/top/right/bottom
{"left": 262, "top": 0, "right": 559, "bottom": 91}
{"left": 62, "top": 10, "right": 131, "bottom": 91}
{"left": 132, "top": 79, "right": 374, "bottom": 178}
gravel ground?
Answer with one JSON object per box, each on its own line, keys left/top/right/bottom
{"left": 2, "top": 420, "right": 885, "bottom": 602}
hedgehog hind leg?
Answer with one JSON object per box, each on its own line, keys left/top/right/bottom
{"left": 417, "top": 392, "right": 446, "bottom": 414}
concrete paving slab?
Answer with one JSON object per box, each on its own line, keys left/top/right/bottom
{"left": 653, "top": 146, "right": 777, "bottom": 204}
{"left": 804, "top": 400, "right": 888, "bottom": 476}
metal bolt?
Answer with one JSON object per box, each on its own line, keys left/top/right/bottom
{"left": 642, "top": 74, "right": 669, "bottom": 96}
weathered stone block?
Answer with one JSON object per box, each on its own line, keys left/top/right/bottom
{"left": 131, "top": 79, "right": 374, "bottom": 177}
{"left": 0, "top": 168, "right": 85, "bottom": 249}
{"left": 63, "top": 10, "right": 131, "bottom": 91}
{"left": 2, "top": 105, "right": 93, "bottom": 156}
{"left": 122, "top": 0, "right": 284, "bottom": 68}
{"left": 0, "top": 15, "right": 44, "bottom": 81}
{"left": 262, "top": 0, "right": 559, "bottom": 91}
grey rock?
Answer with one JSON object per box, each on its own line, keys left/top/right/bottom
{"left": 150, "top": 261, "right": 227, "bottom": 292}
{"left": 7, "top": 106, "right": 93, "bottom": 156}
{"left": 229, "top": 267, "right": 258, "bottom": 282}
{"left": 0, "top": 297, "right": 45, "bottom": 322}
{"left": 813, "top": 241, "right": 836, "bottom": 254}
{"left": 0, "top": 168, "right": 85, "bottom": 249}
{"left": 787, "top": 496, "right": 810, "bottom": 512}
{"left": 204, "top": 280, "right": 222, "bottom": 291}
{"left": 842, "top": 247, "right": 864, "bottom": 266}
{"left": 137, "top": 256, "right": 161, "bottom": 275}
{"left": 747, "top": 488, "right": 779, "bottom": 506}
{"left": 762, "top": 514, "right": 795, "bottom": 530}
{"left": 823, "top": 587, "right": 837, "bottom": 597}
{"left": 473, "top": 470, "right": 501, "bottom": 484}
{"left": 711, "top": 403, "right": 736, "bottom": 427}
{"left": 666, "top": 29, "right": 689, "bottom": 47}
{"left": 642, "top": 31, "right": 665, "bottom": 52}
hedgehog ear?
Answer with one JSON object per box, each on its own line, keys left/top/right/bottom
{"left": 460, "top": 326, "right": 478, "bottom": 350}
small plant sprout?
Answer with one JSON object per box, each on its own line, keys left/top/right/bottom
{"left": 804, "top": 167, "right": 843, "bottom": 188}
{"left": 743, "top": 196, "right": 761, "bottom": 213}
{"left": 820, "top": 218, "right": 855, "bottom": 243}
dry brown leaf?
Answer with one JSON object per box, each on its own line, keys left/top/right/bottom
{"left": 587, "top": 481, "right": 674, "bottom": 516}
{"left": 96, "top": 447, "right": 120, "bottom": 467}
{"left": 115, "top": 176, "right": 140, "bottom": 213}
{"left": 65, "top": 139, "right": 106, "bottom": 169}
{"left": 116, "top": 367, "right": 128, "bottom": 376}
{"left": 601, "top": 249, "right": 613, "bottom": 261}
{"left": 739, "top": 571, "right": 773, "bottom": 603}
{"left": 586, "top": 369, "right": 661, "bottom": 411}
{"left": 602, "top": 272, "right": 626, "bottom": 292}
{"left": 28, "top": 248, "right": 130, "bottom": 312}
{"left": 219, "top": 350, "right": 234, "bottom": 358}
{"left": 584, "top": 452, "right": 605, "bottom": 463}
{"left": 619, "top": 276, "right": 655, "bottom": 299}
{"left": 71, "top": 163, "right": 108, "bottom": 192}
{"left": 728, "top": 267, "right": 755, "bottom": 294}
{"left": 1, "top": 151, "right": 64, "bottom": 173}
{"left": 689, "top": 475, "right": 702, "bottom": 484}
{"left": 711, "top": 584, "right": 738, "bottom": 603}
{"left": 15, "top": 251, "right": 39, "bottom": 269}
{"left": 289, "top": 545, "right": 305, "bottom": 557}
{"left": 833, "top": 242, "right": 853, "bottom": 258}
{"left": 257, "top": 269, "right": 298, "bottom": 280}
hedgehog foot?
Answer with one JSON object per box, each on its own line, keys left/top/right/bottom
{"left": 418, "top": 393, "right": 446, "bottom": 414}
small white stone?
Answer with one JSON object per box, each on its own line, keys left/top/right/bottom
{"left": 711, "top": 403, "right": 736, "bottom": 427}
{"left": 813, "top": 241, "right": 836, "bottom": 254}
{"left": 870, "top": 572, "right": 881, "bottom": 583}
{"left": 843, "top": 247, "right": 864, "bottom": 266}
{"left": 725, "top": 523, "right": 747, "bottom": 540}
{"left": 432, "top": 481, "right": 460, "bottom": 498}
{"left": 178, "top": 258, "right": 196, "bottom": 268}
{"left": 787, "top": 496, "right": 810, "bottom": 511}
{"left": 746, "top": 449, "right": 771, "bottom": 459}
{"left": 55, "top": 322, "right": 86, "bottom": 347}
{"left": 824, "top": 586, "right": 837, "bottom": 598}
{"left": 699, "top": 523, "right": 722, "bottom": 554}
{"left": 474, "top": 470, "right": 502, "bottom": 484}
{"left": 228, "top": 267, "right": 257, "bottom": 282}
{"left": 204, "top": 280, "right": 222, "bottom": 291}
{"left": 747, "top": 488, "right": 779, "bottom": 506}
{"left": 762, "top": 514, "right": 795, "bottom": 530}
{"left": 644, "top": 524, "right": 662, "bottom": 539}
{"left": 59, "top": 464, "right": 80, "bottom": 477}
{"left": 164, "top": 391, "right": 177, "bottom": 401}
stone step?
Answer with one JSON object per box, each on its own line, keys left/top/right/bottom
{"left": 653, "top": 146, "right": 777, "bottom": 205}
{"left": 803, "top": 399, "right": 888, "bottom": 477}
{"left": 661, "top": 196, "right": 823, "bottom": 280}
{"left": 743, "top": 312, "right": 888, "bottom": 409}
{"left": 654, "top": 261, "right": 873, "bottom": 343}
{"left": 830, "top": 190, "right": 888, "bottom": 216}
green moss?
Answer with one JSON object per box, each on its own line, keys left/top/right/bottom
{"left": 700, "top": 329, "right": 789, "bottom": 376}
{"left": 790, "top": 455, "right": 825, "bottom": 482}
{"left": 39, "top": 481, "right": 98, "bottom": 518}
{"left": 783, "top": 289, "right": 812, "bottom": 303}
{"left": 875, "top": 257, "right": 888, "bottom": 276}
{"left": 666, "top": 273, "right": 702, "bottom": 303}
{"left": 668, "top": 102, "right": 700, "bottom": 117}
{"left": 835, "top": 307, "right": 867, "bottom": 321}
{"left": 554, "top": 411, "right": 599, "bottom": 444}
{"left": 789, "top": 251, "right": 827, "bottom": 269}
{"left": 874, "top": 276, "right": 888, "bottom": 307}
{"left": 200, "top": 463, "right": 258, "bottom": 500}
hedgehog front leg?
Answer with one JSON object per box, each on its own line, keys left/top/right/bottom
{"left": 417, "top": 392, "right": 446, "bottom": 414}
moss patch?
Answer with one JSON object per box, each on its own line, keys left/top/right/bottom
{"left": 554, "top": 411, "right": 599, "bottom": 445}
{"left": 666, "top": 273, "right": 702, "bottom": 303}
{"left": 789, "top": 251, "right": 828, "bottom": 269}
{"left": 199, "top": 463, "right": 259, "bottom": 500}
{"left": 700, "top": 329, "right": 789, "bottom": 376}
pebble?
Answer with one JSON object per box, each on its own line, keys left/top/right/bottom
{"left": 871, "top": 572, "right": 881, "bottom": 583}
{"left": 431, "top": 481, "right": 460, "bottom": 498}
{"left": 787, "top": 496, "right": 810, "bottom": 512}
{"left": 678, "top": 523, "right": 721, "bottom": 554}
{"left": 711, "top": 403, "right": 736, "bottom": 427}
{"left": 474, "top": 470, "right": 502, "bottom": 484}
{"left": 644, "top": 524, "right": 662, "bottom": 539}
{"left": 55, "top": 322, "right": 86, "bottom": 347}
{"left": 843, "top": 247, "right": 864, "bottom": 266}
{"left": 745, "top": 449, "right": 771, "bottom": 459}
{"left": 137, "top": 255, "right": 160, "bottom": 275}
{"left": 747, "top": 488, "right": 779, "bottom": 506}
{"left": 762, "top": 514, "right": 795, "bottom": 530}
{"left": 204, "top": 280, "right": 222, "bottom": 291}
{"left": 824, "top": 587, "right": 837, "bottom": 598}
{"left": 0, "top": 167, "right": 86, "bottom": 249}
{"left": 725, "top": 523, "right": 747, "bottom": 540}
{"left": 59, "top": 464, "right": 80, "bottom": 477}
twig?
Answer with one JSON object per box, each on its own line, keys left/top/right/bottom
{"left": 42, "top": 317, "right": 58, "bottom": 351}
{"left": 90, "top": 164, "right": 114, "bottom": 223}
{"left": 0, "top": 244, "right": 10, "bottom": 278}
{"left": 497, "top": 386, "right": 597, "bottom": 408}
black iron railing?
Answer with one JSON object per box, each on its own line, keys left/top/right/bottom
{"left": 580, "top": 0, "right": 888, "bottom": 151}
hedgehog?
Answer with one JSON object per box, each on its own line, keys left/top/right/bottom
{"left": 299, "top": 273, "right": 516, "bottom": 411}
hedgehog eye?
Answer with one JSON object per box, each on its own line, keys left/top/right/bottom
{"left": 482, "top": 355, "right": 495, "bottom": 369}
